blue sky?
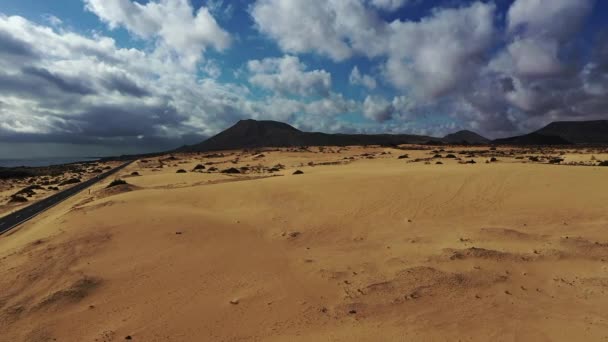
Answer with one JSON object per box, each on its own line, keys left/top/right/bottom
{"left": 0, "top": 0, "right": 607, "bottom": 157}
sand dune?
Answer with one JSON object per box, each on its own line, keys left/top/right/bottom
{"left": 1, "top": 146, "right": 608, "bottom": 341}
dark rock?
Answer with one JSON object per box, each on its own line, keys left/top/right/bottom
{"left": 221, "top": 168, "right": 241, "bottom": 174}
{"left": 8, "top": 195, "right": 28, "bottom": 203}
{"left": 192, "top": 164, "right": 206, "bottom": 171}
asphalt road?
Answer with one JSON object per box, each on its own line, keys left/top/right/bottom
{"left": 0, "top": 160, "right": 134, "bottom": 236}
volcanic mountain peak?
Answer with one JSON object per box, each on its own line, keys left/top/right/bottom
{"left": 231, "top": 119, "right": 302, "bottom": 133}
{"left": 494, "top": 119, "right": 608, "bottom": 145}
{"left": 534, "top": 120, "right": 608, "bottom": 144}
{"left": 176, "top": 118, "right": 608, "bottom": 153}
{"left": 442, "top": 130, "right": 489, "bottom": 144}
{"left": 179, "top": 119, "right": 437, "bottom": 152}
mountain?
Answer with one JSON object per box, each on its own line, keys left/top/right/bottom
{"left": 534, "top": 120, "right": 608, "bottom": 144}
{"left": 493, "top": 120, "right": 608, "bottom": 145}
{"left": 179, "top": 119, "right": 439, "bottom": 152}
{"left": 492, "top": 133, "right": 572, "bottom": 145}
{"left": 179, "top": 119, "right": 608, "bottom": 153}
{"left": 442, "top": 130, "right": 489, "bottom": 144}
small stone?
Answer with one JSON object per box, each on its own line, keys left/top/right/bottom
{"left": 125, "top": 336, "right": 132, "bottom": 340}
{"left": 230, "top": 299, "right": 239, "bottom": 305}
{"left": 348, "top": 309, "right": 357, "bottom": 314}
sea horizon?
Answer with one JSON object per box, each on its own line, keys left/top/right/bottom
{"left": 0, "top": 156, "right": 101, "bottom": 168}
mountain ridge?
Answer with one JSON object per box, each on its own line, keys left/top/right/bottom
{"left": 494, "top": 120, "right": 608, "bottom": 145}
{"left": 180, "top": 119, "right": 442, "bottom": 152}
{"left": 442, "top": 130, "right": 490, "bottom": 144}
{"left": 178, "top": 119, "right": 608, "bottom": 153}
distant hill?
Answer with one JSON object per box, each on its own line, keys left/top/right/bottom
{"left": 442, "top": 130, "right": 489, "bottom": 144}
{"left": 493, "top": 120, "right": 608, "bottom": 145}
{"left": 179, "top": 119, "right": 439, "bottom": 152}
{"left": 534, "top": 120, "right": 608, "bottom": 144}
{"left": 177, "top": 119, "right": 608, "bottom": 152}
{"left": 493, "top": 133, "right": 572, "bottom": 145}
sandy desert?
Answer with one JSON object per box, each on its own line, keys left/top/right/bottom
{"left": 1, "top": 145, "right": 608, "bottom": 341}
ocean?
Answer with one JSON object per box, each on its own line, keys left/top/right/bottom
{"left": 0, "top": 157, "right": 100, "bottom": 168}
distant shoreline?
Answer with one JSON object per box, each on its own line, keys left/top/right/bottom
{"left": 0, "top": 157, "right": 101, "bottom": 168}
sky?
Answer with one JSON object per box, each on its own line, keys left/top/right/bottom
{"left": 0, "top": 0, "right": 607, "bottom": 157}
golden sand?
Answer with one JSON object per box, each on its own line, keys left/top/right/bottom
{"left": 1, "top": 146, "right": 607, "bottom": 341}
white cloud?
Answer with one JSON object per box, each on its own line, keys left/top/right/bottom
{"left": 349, "top": 66, "right": 377, "bottom": 90}
{"left": 251, "top": 0, "right": 388, "bottom": 61}
{"left": 206, "top": 0, "right": 235, "bottom": 20}
{"left": 489, "top": 0, "right": 595, "bottom": 79}
{"left": 0, "top": 14, "right": 366, "bottom": 151}
{"left": 0, "top": 14, "right": 242, "bottom": 145}
{"left": 503, "top": 38, "right": 563, "bottom": 77}
{"left": 362, "top": 95, "right": 393, "bottom": 122}
{"left": 84, "top": 0, "right": 231, "bottom": 69}
{"left": 1, "top": 0, "right": 606, "bottom": 147}
{"left": 305, "top": 93, "right": 359, "bottom": 115}
{"left": 42, "top": 14, "right": 63, "bottom": 27}
{"left": 201, "top": 59, "right": 222, "bottom": 79}
{"left": 385, "top": 2, "right": 496, "bottom": 98}
{"left": 369, "top": 0, "right": 410, "bottom": 12}
{"left": 247, "top": 55, "right": 332, "bottom": 97}
{"left": 507, "top": 0, "right": 594, "bottom": 40}
{"left": 251, "top": 0, "right": 495, "bottom": 101}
